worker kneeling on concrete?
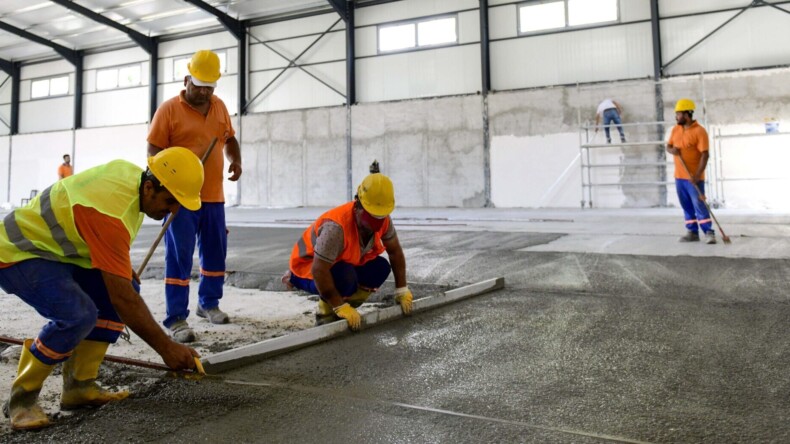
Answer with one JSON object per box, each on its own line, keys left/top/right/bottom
{"left": 284, "top": 171, "right": 413, "bottom": 330}
{"left": 0, "top": 148, "right": 203, "bottom": 431}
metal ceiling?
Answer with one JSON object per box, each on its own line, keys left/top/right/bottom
{"left": 0, "top": 0, "right": 354, "bottom": 63}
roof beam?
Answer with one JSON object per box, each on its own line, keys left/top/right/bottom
{"left": 181, "top": 0, "right": 244, "bottom": 39}
{"left": 48, "top": 0, "right": 155, "bottom": 54}
{"left": 0, "top": 20, "right": 79, "bottom": 65}
{"left": 327, "top": 0, "right": 350, "bottom": 20}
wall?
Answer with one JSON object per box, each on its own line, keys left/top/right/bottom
{"left": 82, "top": 47, "right": 150, "bottom": 127}
{"left": 8, "top": 131, "right": 72, "bottom": 206}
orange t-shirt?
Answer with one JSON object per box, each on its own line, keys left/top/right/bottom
{"left": 147, "top": 91, "right": 235, "bottom": 202}
{"left": 73, "top": 205, "right": 133, "bottom": 279}
{"left": 668, "top": 121, "right": 709, "bottom": 180}
{"left": 58, "top": 164, "right": 73, "bottom": 179}
{"left": 0, "top": 206, "right": 132, "bottom": 278}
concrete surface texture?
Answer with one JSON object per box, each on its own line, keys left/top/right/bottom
{"left": 2, "top": 207, "right": 790, "bottom": 443}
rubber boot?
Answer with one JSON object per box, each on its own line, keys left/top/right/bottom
{"left": 346, "top": 288, "right": 372, "bottom": 309}
{"left": 2, "top": 339, "right": 55, "bottom": 430}
{"left": 315, "top": 299, "right": 339, "bottom": 326}
{"left": 60, "top": 340, "right": 129, "bottom": 410}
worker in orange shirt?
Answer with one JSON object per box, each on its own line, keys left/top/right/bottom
{"left": 0, "top": 148, "right": 202, "bottom": 430}
{"left": 666, "top": 98, "right": 716, "bottom": 244}
{"left": 283, "top": 166, "right": 413, "bottom": 331}
{"left": 147, "top": 49, "right": 242, "bottom": 343}
{"left": 57, "top": 154, "right": 73, "bottom": 180}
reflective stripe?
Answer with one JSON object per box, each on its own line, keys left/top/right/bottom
{"left": 34, "top": 337, "right": 72, "bottom": 360}
{"left": 165, "top": 277, "right": 190, "bottom": 286}
{"left": 3, "top": 187, "right": 80, "bottom": 260}
{"left": 200, "top": 268, "right": 225, "bottom": 277}
{"left": 39, "top": 188, "right": 79, "bottom": 258}
{"left": 685, "top": 219, "right": 697, "bottom": 224}
{"left": 698, "top": 218, "right": 711, "bottom": 224}
{"left": 3, "top": 212, "right": 61, "bottom": 262}
{"left": 297, "top": 237, "right": 308, "bottom": 259}
{"left": 95, "top": 318, "right": 125, "bottom": 332}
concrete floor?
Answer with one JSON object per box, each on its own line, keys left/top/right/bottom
{"left": 4, "top": 207, "right": 790, "bottom": 443}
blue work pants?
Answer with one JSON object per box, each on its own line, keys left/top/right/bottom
{"left": 602, "top": 108, "right": 625, "bottom": 143}
{"left": 163, "top": 202, "right": 227, "bottom": 328}
{"left": 289, "top": 256, "right": 392, "bottom": 299}
{"left": 676, "top": 179, "right": 713, "bottom": 234}
{"left": 0, "top": 259, "right": 130, "bottom": 365}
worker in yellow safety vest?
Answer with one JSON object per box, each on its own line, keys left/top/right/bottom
{"left": 0, "top": 148, "right": 203, "bottom": 431}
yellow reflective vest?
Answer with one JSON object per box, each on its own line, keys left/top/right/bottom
{"left": 0, "top": 160, "right": 145, "bottom": 268}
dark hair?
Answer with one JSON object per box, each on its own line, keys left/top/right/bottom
{"left": 140, "top": 169, "right": 167, "bottom": 194}
{"left": 63, "top": 154, "right": 70, "bottom": 160}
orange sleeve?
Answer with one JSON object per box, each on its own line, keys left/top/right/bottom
{"left": 696, "top": 126, "right": 709, "bottom": 152}
{"left": 222, "top": 100, "right": 236, "bottom": 139}
{"left": 73, "top": 205, "right": 132, "bottom": 279}
{"left": 147, "top": 99, "right": 172, "bottom": 149}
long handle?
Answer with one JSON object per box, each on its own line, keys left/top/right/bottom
{"left": 675, "top": 153, "right": 731, "bottom": 243}
{"left": 136, "top": 137, "right": 218, "bottom": 277}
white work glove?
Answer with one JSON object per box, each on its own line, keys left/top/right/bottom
{"left": 395, "top": 287, "right": 413, "bottom": 315}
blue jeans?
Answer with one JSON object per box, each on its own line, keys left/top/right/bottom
{"left": 676, "top": 179, "right": 713, "bottom": 234}
{"left": 0, "top": 259, "right": 129, "bottom": 365}
{"left": 289, "top": 256, "right": 392, "bottom": 299}
{"left": 602, "top": 108, "right": 625, "bottom": 143}
{"left": 163, "top": 202, "right": 227, "bottom": 328}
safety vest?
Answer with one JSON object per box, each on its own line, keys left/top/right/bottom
{"left": 290, "top": 201, "right": 390, "bottom": 279}
{"left": 0, "top": 160, "right": 145, "bottom": 268}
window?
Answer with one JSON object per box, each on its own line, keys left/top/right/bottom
{"left": 378, "top": 15, "right": 458, "bottom": 53}
{"left": 97, "top": 64, "right": 142, "bottom": 90}
{"left": 173, "top": 51, "right": 227, "bottom": 81}
{"left": 519, "top": 0, "right": 618, "bottom": 34}
{"left": 30, "top": 75, "right": 69, "bottom": 99}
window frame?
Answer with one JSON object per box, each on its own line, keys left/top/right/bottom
{"left": 377, "top": 13, "right": 459, "bottom": 55}
{"left": 95, "top": 62, "right": 143, "bottom": 91}
{"left": 29, "top": 74, "right": 70, "bottom": 100}
{"left": 517, "top": 0, "right": 620, "bottom": 36}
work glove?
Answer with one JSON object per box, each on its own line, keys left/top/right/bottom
{"left": 333, "top": 303, "right": 361, "bottom": 331}
{"left": 395, "top": 287, "right": 413, "bottom": 315}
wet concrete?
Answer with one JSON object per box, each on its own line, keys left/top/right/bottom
{"left": 5, "top": 218, "right": 790, "bottom": 442}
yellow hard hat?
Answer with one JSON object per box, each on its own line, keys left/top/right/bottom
{"left": 357, "top": 173, "right": 395, "bottom": 217}
{"left": 187, "top": 50, "right": 221, "bottom": 87}
{"left": 147, "top": 147, "right": 204, "bottom": 211}
{"left": 675, "top": 98, "right": 696, "bottom": 113}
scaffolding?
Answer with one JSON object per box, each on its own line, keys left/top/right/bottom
{"left": 579, "top": 120, "right": 673, "bottom": 208}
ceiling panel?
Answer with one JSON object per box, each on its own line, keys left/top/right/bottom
{"left": 0, "top": 0, "right": 365, "bottom": 63}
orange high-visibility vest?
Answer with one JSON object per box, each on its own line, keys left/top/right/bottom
{"left": 289, "top": 201, "right": 390, "bottom": 279}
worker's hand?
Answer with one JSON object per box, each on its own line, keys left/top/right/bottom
{"left": 161, "top": 342, "right": 200, "bottom": 371}
{"left": 228, "top": 162, "right": 242, "bottom": 181}
{"left": 333, "top": 303, "right": 361, "bottom": 331}
{"left": 690, "top": 174, "right": 698, "bottom": 184}
{"left": 667, "top": 146, "right": 680, "bottom": 155}
{"left": 395, "top": 287, "right": 413, "bottom": 315}
{"left": 132, "top": 269, "right": 141, "bottom": 286}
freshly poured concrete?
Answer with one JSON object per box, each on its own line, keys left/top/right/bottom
{"left": 3, "top": 207, "right": 790, "bottom": 443}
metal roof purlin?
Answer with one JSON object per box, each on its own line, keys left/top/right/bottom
{"left": 0, "top": 20, "right": 79, "bottom": 65}
{"left": 181, "top": 0, "right": 244, "bottom": 40}
{"left": 47, "top": 0, "right": 156, "bottom": 54}
{"left": 326, "top": 0, "right": 349, "bottom": 21}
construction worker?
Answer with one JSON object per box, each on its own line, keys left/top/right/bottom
{"left": 147, "top": 49, "right": 242, "bottom": 343}
{"left": 666, "top": 98, "right": 716, "bottom": 244}
{"left": 283, "top": 169, "right": 413, "bottom": 330}
{"left": 0, "top": 148, "right": 203, "bottom": 430}
{"left": 58, "top": 153, "right": 73, "bottom": 179}
{"left": 594, "top": 98, "right": 626, "bottom": 143}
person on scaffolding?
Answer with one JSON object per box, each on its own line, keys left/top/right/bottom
{"left": 282, "top": 162, "right": 413, "bottom": 331}
{"left": 594, "top": 98, "right": 626, "bottom": 143}
{"left": 0, "top": 148, "right": 203, "bottom": 431}
{"left": 666, "top": 98, "right": 716, "bottom": 244}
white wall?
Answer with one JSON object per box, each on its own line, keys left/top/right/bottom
{"left": 19, "top": 60, "right": 74, "bottom": 133}
{"left": 0, "top": 136, "right": 8, "bottom": 204}
{"left": 9, "top": 131, "right": 72, "bottom": 207}
{"left": 74, "top": 124, "right": 149, "bottom": 172}
{"left": 0, "top": 72, "right": 10, "bottom": 137}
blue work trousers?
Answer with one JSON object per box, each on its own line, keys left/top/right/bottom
{"left": 676, "top": 179, "right": 713, "bottom": 234}
{"left": 163, "top": 202, "right": 227, "bottom": 328}
{"left": 0, "top": 259, "right": 131, "bottom": 365}
{"left": 602, "top": 108, "right": 625, "bottom": 143}
{"left": 289, "top": 256, "right": 392, "bottom": 299}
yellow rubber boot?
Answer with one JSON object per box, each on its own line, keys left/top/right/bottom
{"left": 3, "top": 339, "right": 55, "bottom": 430}
{"left": 60, "top": 340, "right": 129, "bottom": 410}
{"left": 346, "top": 288, "right": 371, "bottom": 308}
{"left": 315, "top": 299, "right": 339, "bottom": 326}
